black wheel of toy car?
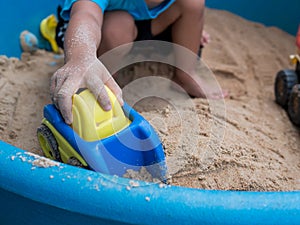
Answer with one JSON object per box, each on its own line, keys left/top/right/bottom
{"left": 37, "top": 124, "right": 61, "bottom": 161}
{"left": 275, "top": 69, "right": 298, "bottom": 107}
{"left": 68, "top": 157, "right": 84, "bottom": 168}
{"left": 296, "top": 61, "right": 300, "bottom": 75}
{"left": 288, "top": 84, "right": 300, "bottom": 126}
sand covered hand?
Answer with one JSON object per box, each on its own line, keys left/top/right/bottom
{"left": 50, "top": 58, "right": 123, "bottom": 124}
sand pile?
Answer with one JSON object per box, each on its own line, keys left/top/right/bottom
{"left": 0, "top": 8, "right": 299, "bottom": 191}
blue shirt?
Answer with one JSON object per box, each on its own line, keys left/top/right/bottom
{"left": 61, "top": 0, "right": 176, "bottom": 21}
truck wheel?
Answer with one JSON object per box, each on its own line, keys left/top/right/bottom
{"left": 37, "top": 124, "right": 61, "bottom": 161}
{"left": 275, "top": 69, "right": 298, "bottom": 107}
{"left": 68, "top": 157, "right": 84, "bottom": 168}
{"left": 296, "top": 61, "right": 300, "bottom": 75}
{"left": 288, "top": 84, "right": 300, "bottom": 126}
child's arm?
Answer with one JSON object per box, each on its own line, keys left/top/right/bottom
{"left": 64, "top": 1, "right": 102, "bottom": 63}
{"left": 50, "top": 1, "right": 123, "bottom": 124}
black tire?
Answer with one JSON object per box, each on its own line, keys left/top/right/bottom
{"left": 68, "top": 157, "right": 84, "bottom": 168}
{"left": 275, "top": 69, "right": 298, "bottom": 108}
{"left": 37, "top": 124, "right": 61, "bottom": 161}
{"left": 288, "top": 84, "right": 300, "bottom": 126}
{"left": 296, "top": 61, "right": 300, "bottom": 76}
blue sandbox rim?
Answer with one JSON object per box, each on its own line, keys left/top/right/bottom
{"left": 0, "top": 140, "right": 300, "bottom": 225}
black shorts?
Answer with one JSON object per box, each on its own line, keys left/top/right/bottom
{"left": 134, "top": 19, "right": 172, "bottom": 42}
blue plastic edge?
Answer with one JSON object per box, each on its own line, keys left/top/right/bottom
{"left": 0, "top": 140, "right": 300, "bottom": 225}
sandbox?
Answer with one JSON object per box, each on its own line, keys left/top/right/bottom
{"left": 0, "top": 1, "right": 300, "bottom": 225}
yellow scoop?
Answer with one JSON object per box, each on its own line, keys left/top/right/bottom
{"left": 40, "top": 14, "right": 59, "bottom": 53}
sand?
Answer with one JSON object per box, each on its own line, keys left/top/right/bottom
{"left": 0, "top": 8, "right": 299, "bottom": 191}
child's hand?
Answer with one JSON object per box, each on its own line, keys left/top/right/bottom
{"left": 50, "top": 58, "right": 123, "bottom": 124}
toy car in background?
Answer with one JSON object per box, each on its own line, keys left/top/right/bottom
{"left": 274, "top": 27, "right": 300, "bottom": 126}
{"left": 37, "top": 87, "right": 168, "bottom": 181}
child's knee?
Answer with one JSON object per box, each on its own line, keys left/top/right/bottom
{"left": 177, "top": 0, "right": 205, "bottom": 15}
{"left": 102, "top": 11, "right": 137, "bottom": 43}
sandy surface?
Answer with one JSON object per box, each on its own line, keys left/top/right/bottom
{"left": 0, "top": 8, "right": 300, "bottom": 191}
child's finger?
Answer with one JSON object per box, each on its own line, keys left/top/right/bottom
{"left": 87, "top": 74, "right": 112, "bottom": 111}
{"left": 56, "top": 84, "right": 75, "bottom": 125}
{"left": 105, "top": 77, "right": 124, "bottom": 106}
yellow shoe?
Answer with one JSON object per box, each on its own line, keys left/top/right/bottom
{"left": 40, "top": 14, "right": 59, "bottom": 53}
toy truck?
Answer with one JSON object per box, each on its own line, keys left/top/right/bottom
{"left": 274, "top": 26, "right": 300, "bottom": 126}
{"left": 37, "top": 87, "right": 168, "bottom": 181}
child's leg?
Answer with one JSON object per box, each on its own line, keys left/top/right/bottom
{"left": 152, "top": 0, "right": 203, "bottom": 57}
{"left": 96, "top": 11, "right": 137, "bottom": 77}
{"left": 97, "top": 11, "right": 137, "bottom": 56}
{"left": 152, "top": 0, "right": 224, "bottom": 98}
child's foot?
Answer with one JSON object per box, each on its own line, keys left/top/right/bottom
{"left": 171, "top": 73, "right": 227, "bottom": 99}
{"left": 19, "top": 30, "right": 39, "bottom": 53}
{"left": 201, "top": 30, "right": 210, "bottom": 47}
